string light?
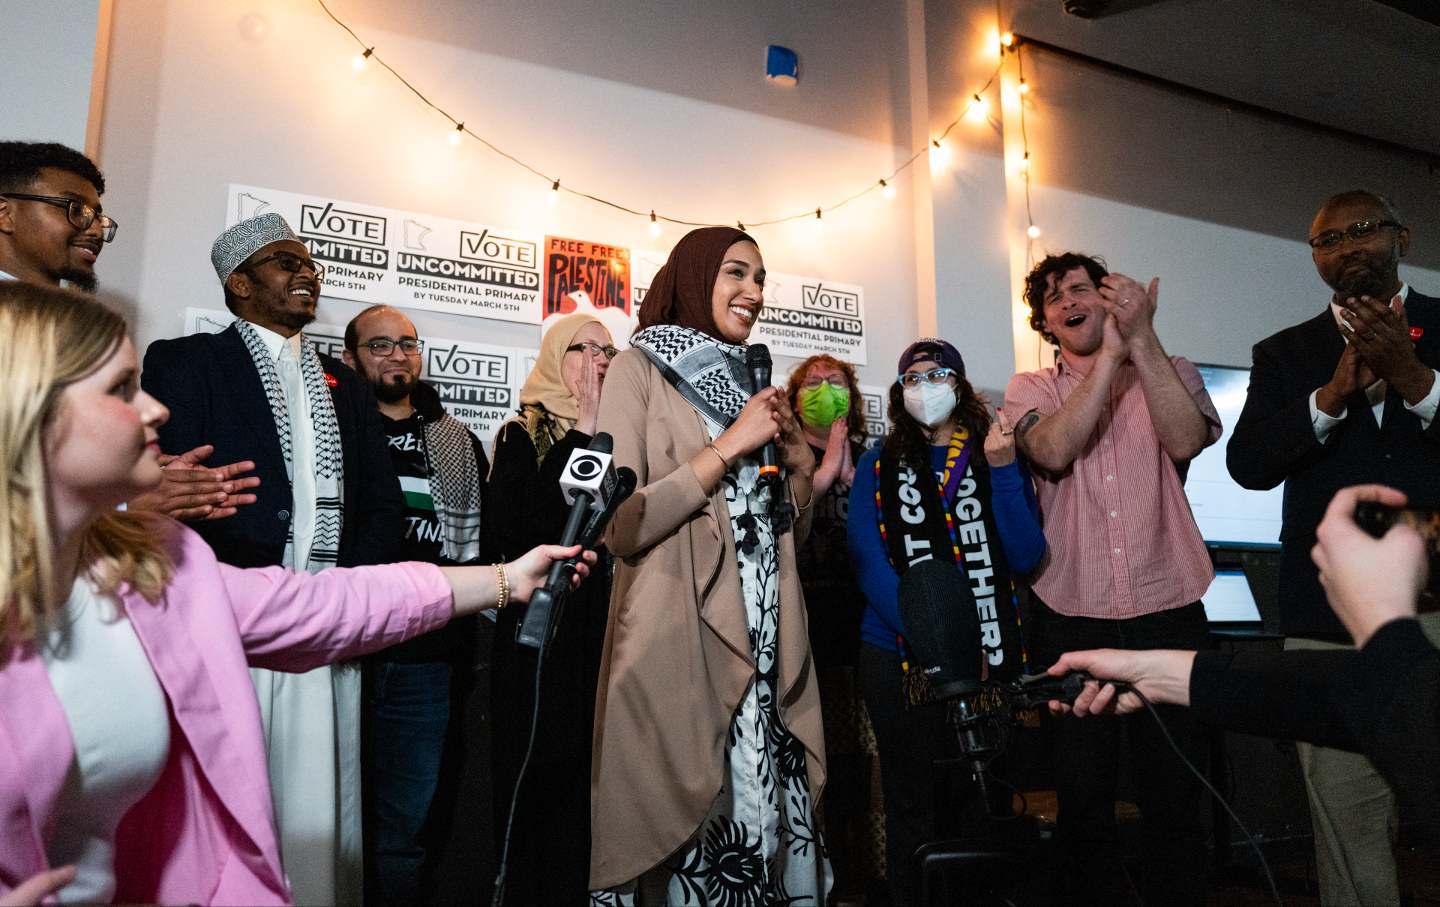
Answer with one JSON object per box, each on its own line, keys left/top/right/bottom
{"left": 1017, "top": 151, "right": 1030, "bottom": 174}
{"left": 1017, "top": 78, "right": 1030, "bottom": 96}
{"left": 314, "top": 0, "right": 1022, "bottom": 231}
{"left": 966, "top": 92, "right": 991, "bottom": 121}
{"left": 929, "top": 138, "right": 952, "bottom": 172}
{"left": 1026, "top": 224, "right": 1041, "bottom": 239}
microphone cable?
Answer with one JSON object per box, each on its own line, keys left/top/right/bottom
{"left": 1110, "top": 681, "right": 1283, "bottom": 907}
{"left": 491, "top": 611, "right": 553, "bottom": 906}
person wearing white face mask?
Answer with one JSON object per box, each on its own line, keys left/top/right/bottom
{"left": 846, "top": 338, "right": 1045, "bottom": 906}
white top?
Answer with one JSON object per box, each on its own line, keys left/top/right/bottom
{"left": 244, "top": 320, "right": 319, "bottom": 570}
{"left": 1308, "top": 285, "right": 1440, "bottom": 438}
{"left": 41, "top": 577, "right": 170, "bottom": 903}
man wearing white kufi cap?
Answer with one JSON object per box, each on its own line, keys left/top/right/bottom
{"left": 141, "top": 213, "right": 404, "bottom": 906}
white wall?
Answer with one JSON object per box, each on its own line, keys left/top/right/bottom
{"left": 93, "top": 0, "right": 920, "bottom": 393}
{"left": 0, "top": 0, "right": 107, "bottom": 151}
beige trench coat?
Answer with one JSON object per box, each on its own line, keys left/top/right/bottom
{"left": 588, "top": 348, "right": 826, "bottom": 888}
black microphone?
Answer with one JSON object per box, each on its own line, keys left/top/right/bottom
{"left": 745, "top": 343, "right": 781, "bottom": 487}
{"left": 515, "top": 434, "right": 617, "bottom": 650}
{"left": 895, "top": 559, "right": 984, "bottom": 700}
{"left": 577, "top": 466, "right": 637, "bottom": 550}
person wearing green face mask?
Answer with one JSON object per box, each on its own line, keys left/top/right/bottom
{"left": 784, "top": 354, "right": 883, "bottom": 900}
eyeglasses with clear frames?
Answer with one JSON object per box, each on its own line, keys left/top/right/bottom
{"left": 897, "top": 367, "right": 957, "bottom": 389}
{"left": 1308, "top": 220, "right": 1401, "bottom": 253}
{"left": 0, "top": 193, "right": 119, "bottom": 242}
{"left": 802, "top": 375, "right": 848, "bottom": 389}
{"left": 362, "top": 337, "right": 424, "bottom": 357}
{"left": 567, "top": 341, "right": 619, "bottom": 360}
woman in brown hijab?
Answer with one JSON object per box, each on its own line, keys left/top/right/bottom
{"left": 590, "top": 228, "right": 832, "bottom": 904}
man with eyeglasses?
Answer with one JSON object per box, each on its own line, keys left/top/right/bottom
{"left": 341, "top": 305, "right": 492, "bottom": 905}
{"left": 0, "top": 141, "right": 115, "bottom": 291}
{"left": 1228, "top": 189, "right": 1440, "bottom": 906}
{"left": 140, "top": 214, "right": 403, "bottom": 907}
{"left": 1005, "top": 251, "right": 1222, "bottom": 905}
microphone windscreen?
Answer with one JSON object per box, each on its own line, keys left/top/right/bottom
{"left": 896, "top": 559, "right": 983, "bottom": 699}
{"left": 746, "top": 343, "right": 772, "bottom": 370}
{"left": 589, "top": 432, "right": 614, "bottom": 454}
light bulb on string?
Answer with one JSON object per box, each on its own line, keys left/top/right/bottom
{"left": 448, "top": 123, "right": 464, "bottom": 146}
{"left": 649, "top": 211, "right": 662, "bottom": 238}
{"left": 1000, "top": 32, "right": 1015, "bottom": 51}
{"left": 1017, "top": 78, "right": 1031, "bottom": 96}
{"left": 966, "top": 93, "right": 990, "bottom": 121}
{"left": 351, "top": 47, "right": 374, "bottom": 71}
{"left": 547, "top": 179, "right": 560, "bottom": 206}
{"left": 1026, "top": 224, "right": 1041, "bottom": 239}
{"left": 814, "top": 207, "right": 824, "bottom": 227}
{"left": 929, "top": 139, "right": 951, "bottom": 172}
{"left": 1017, "top": 151, "right": 1030, "bottom": 174}
{"left": 879, "top": 179, "right": 895, "bottom": 200}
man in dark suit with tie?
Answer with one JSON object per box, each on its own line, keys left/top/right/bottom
{"left": 141, "top": 214, "right": 402, "bottom": 906}
{"left": 1228, "top": 189, "right": 1440, "bottom": 905}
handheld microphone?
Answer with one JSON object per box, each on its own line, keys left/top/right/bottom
{"left": 515, "top": 434, "right": 617, "bottom": 650}
{"left": 745, "top": 343, "right": 781, "bottom": 487}
{"left": 577, "top": 466, "right": 637, "bottom": 550}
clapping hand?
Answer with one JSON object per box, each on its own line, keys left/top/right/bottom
{"left": 127, "top": 444, "right": 261, "bottom": 521}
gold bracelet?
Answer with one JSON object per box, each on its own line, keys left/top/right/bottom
{"left": 704, "top": 442, "right": 732, "bottom": 470}
{"left": 494, "top": 562, "right": 510, "bottom": 610}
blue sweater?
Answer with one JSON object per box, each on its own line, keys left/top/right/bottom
{"left": 848, "top": 444, "right": 1045, "bottom": 652}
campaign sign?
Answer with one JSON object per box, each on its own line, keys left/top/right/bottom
{"left": 227, "top": 185, "right": 543, "bottom": 325}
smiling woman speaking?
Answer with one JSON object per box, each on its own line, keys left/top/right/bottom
{"left": 589, "top": 227, "right": 831, "bottom": 905}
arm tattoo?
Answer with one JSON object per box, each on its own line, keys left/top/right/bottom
{"left": 1013, "top": 410, "right": 1041, "bottom": 440}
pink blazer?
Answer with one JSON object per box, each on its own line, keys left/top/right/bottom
{"left": 0, "top": 523, "right": 453, "bottom": 905}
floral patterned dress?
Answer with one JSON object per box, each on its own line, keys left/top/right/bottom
{"left": 592, "top": 461, "right": 833, "bottom": 906}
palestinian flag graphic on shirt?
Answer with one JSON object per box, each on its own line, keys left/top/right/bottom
{"left": 399, "top": 475, "right": 436, "bottom": 514}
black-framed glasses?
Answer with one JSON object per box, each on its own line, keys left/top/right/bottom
{"left": 897, "top": 367, "right": 957, "bottom": 389}
{"left": 567, "top": 341, "right": 619, "bottom": 360}
{"left": 243, "top": 251, "right": 326, "bottom": 282}
{"left": 0, "top": 193, "right": 118, "bottom": 242}
{"left": 1308, "top": 220, "right": 1401, "bottom": 252}
{"left": 361, "top": 337, "right": 423, "bottom": 357}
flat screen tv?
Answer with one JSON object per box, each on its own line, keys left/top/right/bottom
{"left": 1186, "top": 364, "right": 1283, "bottom": 549}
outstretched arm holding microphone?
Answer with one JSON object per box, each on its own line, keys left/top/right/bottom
{"left": 1048, "top": 484, "right": 1440, "bottom": 832}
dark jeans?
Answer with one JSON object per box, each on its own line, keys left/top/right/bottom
{"left": 1027, "top": 598, "right": 1212, "bottom": 906}
{"left": 859, "top": 642, "right": 964, "bottom": 907}
{"left": 362, "top": 660, "right": 451, "bottom": 906}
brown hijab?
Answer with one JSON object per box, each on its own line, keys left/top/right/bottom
{"left": 636, "top": 226, "right": 757, "bottom": 338}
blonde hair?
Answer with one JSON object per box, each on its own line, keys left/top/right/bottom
{"left": 0, "top": 282, "right": 173, "bottom": 652}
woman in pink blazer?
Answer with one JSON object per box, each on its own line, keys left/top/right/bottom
{"left": 0, "top": 283, "right": 589, "bottom": 905}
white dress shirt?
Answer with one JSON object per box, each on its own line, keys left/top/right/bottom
{"left": 242, "top": 321, "right": 318, "bottom": 570}
{"left": 1308, "top": 285, "right": 1440, "bottom": 439}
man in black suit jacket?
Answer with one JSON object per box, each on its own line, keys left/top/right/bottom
{"left": 141, "top": 214, "right": 401, "bottom": 907}
{"left": 1227, "top": 190, "right": 1440, "bottom": 905}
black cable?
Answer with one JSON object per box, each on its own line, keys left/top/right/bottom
{"left": 1124, "top": 685, "right": 1283, "bottom": 907}
{"left": 491, "top": 610, "right": 551, "bottom": 907}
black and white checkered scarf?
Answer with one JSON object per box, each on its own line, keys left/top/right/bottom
{"left": 422, "top": 413, "right": 482, "bottom": 564}
{"left": 630, "top": 324, "right": 753, "bottom": 437}
{"left": 234, "top": 321, "right": 344, "bottom": 572}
